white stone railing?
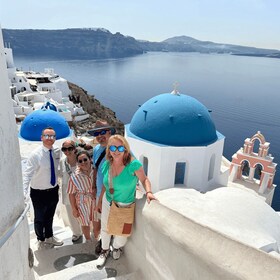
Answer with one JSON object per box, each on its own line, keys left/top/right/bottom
{"left": 125, "top": 194, "right": 280, "bottom": 280}
{"left": 0, "top": 202, "right": 30, "bottom": 248}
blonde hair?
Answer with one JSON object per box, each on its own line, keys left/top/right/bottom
{"left": 106, "top": 135, "right": 131, "bottom": 165}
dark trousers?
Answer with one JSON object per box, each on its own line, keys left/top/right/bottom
{"left": 30, "top": 186, "right": 59, "bottom": 241}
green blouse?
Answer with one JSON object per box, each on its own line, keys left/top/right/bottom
{"left": 102, "top": 159, "right": 142, "bottom": 204}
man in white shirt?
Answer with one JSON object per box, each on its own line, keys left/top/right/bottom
{"left": 23, "top": 127, "right": 63, "bottom": 249}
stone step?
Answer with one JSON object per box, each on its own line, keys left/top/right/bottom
{"left": 29, "top": 211, "right": 133, "bottom": 280}
{"left": 38, "top": 256, "right": 136, "bottom": 280}
{"left": 107, "top": 271, "right": 141, "bottom": 280}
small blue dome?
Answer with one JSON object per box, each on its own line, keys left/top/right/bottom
{"left": 41, "top": 101, "right": 57, "bottom": 111}
{"left": 128, "top": 93, "right": 217, "bottom": 146}
{"left": 20, "top": 108, "right": 70, "bottom": 141}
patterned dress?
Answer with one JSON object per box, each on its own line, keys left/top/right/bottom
{"left": 67, "top": 168, "right": 95, "bottom": 226}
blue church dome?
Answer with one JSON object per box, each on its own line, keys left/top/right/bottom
{"left": 128, "top": 93, "right": 218, "bottom": 146}
{"left": 41, "top": 101, "right": 57, "bottom": 111}
{"left": 20, "top": 108, "right": 71, "bottom": 141}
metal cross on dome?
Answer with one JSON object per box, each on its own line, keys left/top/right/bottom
{"left": 171, "top": 81, "right": 180, "bottom": 95}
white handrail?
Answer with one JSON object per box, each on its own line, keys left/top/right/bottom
{"left": 0, "top": 202, "right": 30, "bottom": 248}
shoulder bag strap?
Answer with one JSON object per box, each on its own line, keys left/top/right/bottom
{"left": 93, "top": 149, "right": 106, "bottom": 191}
{"left": 95, "top": 149, "right": 106, "bottom": 170}
{"left": 64, "top": 159, "right": 73, "bottom": 175}
{"left": 109, "top": 166, "right": 114, "bottom": 204}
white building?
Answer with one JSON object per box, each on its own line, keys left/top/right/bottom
{"left": 124, "top": 90, "right": 280, "bottom": 280}
{"left": 0, "top": 28, "right": 34, "bottom": 279}
{"left": 126, "top": 92, "right": 229, "bottom": 193}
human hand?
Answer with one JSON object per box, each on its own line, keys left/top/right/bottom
{"left": 96, "top": 200, "right": 102, "bottom": 213}
{"left": 92, "top": 189, "right": 97, "bottom": 200}
{"left": 73, "top": 208, "right": 80, "bottom": 218}
{"left": 146, "top": 192, "right": 157, "bottom": 204}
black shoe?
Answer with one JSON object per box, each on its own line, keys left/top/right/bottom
{"left": 95, "top": 239, "right": 102, "bottom": 255}
{"left": 96, "top": 249, "right": 109, "bottom": 269}
{"left": 72, "top": 235, "right": 82, "bottom": 242}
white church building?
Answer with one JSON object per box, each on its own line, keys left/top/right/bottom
{"left": 126, "top": 91, "right": 229, "bottom": 193}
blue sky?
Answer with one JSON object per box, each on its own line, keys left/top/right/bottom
{"left": 0, "top": 0, "right": 280, "bottom": 50}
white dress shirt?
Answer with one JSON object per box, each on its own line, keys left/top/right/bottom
{"left": 23, "top": 145, "right": 60, "bottom": 197}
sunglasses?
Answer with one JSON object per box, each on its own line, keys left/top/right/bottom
{"left": 92, "top": 130, "right": 108, "bottom": 137}
{"left": 62, "top": 146, "right": 74, "bottom": 152}
{"left": 78, "top": 158, "right": 89, "bottom": 164}
{"left": 109, "top": 145, "right": 125, "bottom": 152}
{"left": 43, "top": 134, "right": 56, "bottom": 140}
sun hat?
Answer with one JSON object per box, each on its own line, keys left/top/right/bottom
{"left": 87, "top": 120, "right": 116, "bottom": 136}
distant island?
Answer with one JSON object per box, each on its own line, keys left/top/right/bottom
{"left": 3, "top": 28, "right": 280, "bottom": 59}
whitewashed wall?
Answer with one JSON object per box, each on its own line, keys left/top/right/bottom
{"left": 126, "top": 132, "right": 226, "bottom": 193}
{"left": 125, "top": 189, "right": 280, "bottom": 280}
{"left": 0, "top": 27, "right": 33, "bottom": 280}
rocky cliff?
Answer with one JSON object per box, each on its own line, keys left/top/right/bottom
{"left": 3, "top": 28, "right": 143, "bottom": 59}
{"left": 68, "top": 81, "right": 124, "bottom": 136}
{"left": 3, "top": 28, "right": 280, "bottom": 59}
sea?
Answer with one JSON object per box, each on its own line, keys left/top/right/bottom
{"left": 13, "top": 52, "right": 280, "bottom": 210}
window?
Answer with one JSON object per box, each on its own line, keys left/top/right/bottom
{"left": 254, "top": 164, "right": 263, "bottom": 180}
{"left": 175, "top": 162, "right": 186, "bottom": 184}
{"left": 253, "top": 139, "right": 261, "bottom": 154}
{"left": 208, "top": 154, "right": 215, "bottom": 180}
{"left": 143, "top": 156, "right": 148, "bottom": 176}
{"left": 241, "top": 160, "right": 250, "bottom": 176}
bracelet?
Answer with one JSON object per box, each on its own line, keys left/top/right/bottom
{"left": 146, "top": 191, "right": 153, "bottom": 195}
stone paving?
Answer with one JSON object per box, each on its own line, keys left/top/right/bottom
{"left": 28, "top": 210, "right": 134, "bottom": 279}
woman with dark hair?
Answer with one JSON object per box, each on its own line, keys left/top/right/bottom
{"left": 67, "top": 150, "right": 96, "bottom": 242}
{"left": 96, "top": 134, "right": 156, "bottom": 268}
{"left": 60, "top": 140, "right": 82, "bottom": 242}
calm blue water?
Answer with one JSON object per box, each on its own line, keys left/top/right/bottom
{"left": 14, "top": 52, "right": 280, "bottom": 210}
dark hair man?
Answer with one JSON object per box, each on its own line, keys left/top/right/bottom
{"left": 23, "top": 127, "right": 63, "bottom": 249}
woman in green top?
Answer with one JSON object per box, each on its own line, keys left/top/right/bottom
{"left": 96, "top": 134, "right": 156, "bottom": 268}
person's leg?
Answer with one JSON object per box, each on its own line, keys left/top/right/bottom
{"left": 44, "top": 186, "right": 59, "bottom": 238}
{"left": 93, "top": 196, "right": 101, "bottom": 239}
{"left": 30, "top": 188, "right": 47, "bottom": 241}
{"left": 96, "top": 195, "right": 111, "bottom": 268}
{"left": 43, "top": 186, "right": 63, "bottom": 246}
{"left": 93, "top": 196, "right": 102, "bottom": 253}
{"left": 111, "top": 235, "right": 127, "bottom": 260}
{"left": 93, "top": 220, "right": 101, "bottom": 238}
{"left": 82, "top": 226, "right": 91, "bottom": 241}
{"left": 65, "top": 204, "right": 82, "bottom": 237}
{"left": 112, "top": 236, "right": 127, "bottom": 249}
{"left": 100, "top": 195, "right": 112, "bottom": 250}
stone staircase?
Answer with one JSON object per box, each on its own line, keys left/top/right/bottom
{"left": 28, "top": 211, "right": 138, "bottom": 280}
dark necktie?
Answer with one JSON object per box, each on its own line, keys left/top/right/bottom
{"left": 49, "top": 149, "right": 56, "bottom": 186}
